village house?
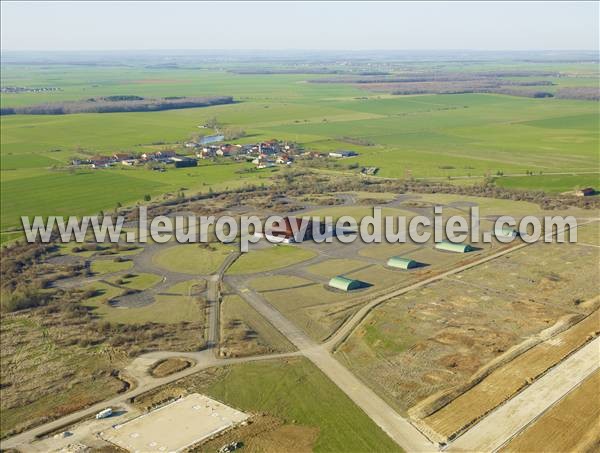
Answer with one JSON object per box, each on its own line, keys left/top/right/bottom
{"left": 217, "top": 144, "right": 241, "bottom": 157}
{"left": 172, "top": 156, "right": 198, "bottom": 168}
{"left": 329, "top": 150, "right": 359, "bottom": 158}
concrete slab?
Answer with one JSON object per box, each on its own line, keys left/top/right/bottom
{"left": 100, "top": 394, "right": 248, "bottom": 452}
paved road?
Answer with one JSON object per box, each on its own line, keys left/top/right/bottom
{"left": 325, "top": 218, "right": 599, "bottom": 351}
{"left": 5, "top": 214, "right": 596, "bottom": 452}
{"left": 447, "top": 337, "right": 600, "bottom": 452}
{"left": 0, "top": 350, "right": 301, "bottom": 450}
{"left": 324, "top": 241, "right": 528, "bottom": 351}
{"left": 206, "top": 251, "right": 240, "bottom": 349}
{"left": 232, "top": 286, "right": 436, "bottom": 452}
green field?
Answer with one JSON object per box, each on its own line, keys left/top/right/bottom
{"left": 1, "top": 65, "right": 598, "bottom": 234}
{"left": 204, "top": 358, "right": 402, "bottom": 452}
{"left": 495, "top": 173, "right": 599, "bottom": 193}
{"left": 81, "top": 281, "right": 204, "bottom": 324}
{"left": 152, "top": 243, "right": 236, "bottom": 275}
{"left": 227, "top": 244, "right": 317, "bottom": 274}
{"left": 90, "top": 258, "right": 133, "bottom": 275}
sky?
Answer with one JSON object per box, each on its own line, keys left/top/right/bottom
{"left": 1, "top": 1, "right": 598, "bottom": 51}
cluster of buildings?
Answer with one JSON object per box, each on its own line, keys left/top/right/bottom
{"left": 73, "top": 150, "right": 198, "bottom": 169}
{"left": 71, "top": 138, "right": 362, "bottom": 171}
{"left": 194, "top": 139, "right": 297, "bottom": 168}
{"left": 193, "top": 139, "right": 360, "bottom": 169}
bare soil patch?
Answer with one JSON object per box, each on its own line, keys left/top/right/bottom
{"left": 416, "top": 309, "right": 600, "bottom": 442}
{"left": 150, "top": 358, "right": 193, "bottom": 378}
{"left": 191, "top": 414, "right": 319, "bottom": 453}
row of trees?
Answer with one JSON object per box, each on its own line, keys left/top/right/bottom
{"left": 0, "top": 95, "right": 234, "bottom": 115}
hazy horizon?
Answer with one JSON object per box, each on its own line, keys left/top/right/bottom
{"left": 1, "top": 1, "right": 598, "bottom": 52}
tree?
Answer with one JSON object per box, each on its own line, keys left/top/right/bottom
{"left": 143, "top": 194, "right": 151, "bottom": 202}
{"left": 204, "top": 116, "right": 220, "bottom": 129}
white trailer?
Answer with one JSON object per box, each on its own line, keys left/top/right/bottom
{"left": 95, "top": 408, "right": 113, "bottom": 419}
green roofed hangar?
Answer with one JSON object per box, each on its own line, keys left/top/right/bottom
{"left": 387, "top": 256, "right": 418, "bottom": 269}
{"left": 495, "top": 225, "right": 519, "bottom": 239}
{"left": 435, "top": 241, "right": 474, "bottom": 253}
{"left": 328, "top": 276, "right": 364, "bottom": 291}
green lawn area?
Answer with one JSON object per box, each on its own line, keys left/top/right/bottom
{"left": 494, "top": 174, "right": 599, "bottom": 193}
{"left": 248, "top": 275, "right": 312, "bottom": 292}
{"left": 306, "top": 259, "right": 369, "bottom": 279}
{"left": 220, "top": 295, "right": 295, "bottom": 353}
{"left": 90, "top": 259, "right": 133, "bottom": 275}
{"left": 152, "top": 243, "right": 236, "bottom": 275}
{"left": 204, "top": 358, "right": 402, "bottom": 453}
{"left": 165, "top": 279, "right": 205, "bottom": 295}
{"left": 81, "top": 282, "right": 204, "bottom": 324}
{"left": 107, "top": 272, "right": 162, "bottom": 291}
{"left": 227, "top": 244, "right": 317, "bottom": 274}
{"left": 0, "top": 170, "right": 165, "bottom": 230}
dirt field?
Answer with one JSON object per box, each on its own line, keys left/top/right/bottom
{"left": 150, "top": 358, "right": 193, "bottom": 378}
{"left": 418, "top": 309, "right": 600, "bottom": 441}
{"left": 499, "top": 370, "right": 600, "bottom": 453}
{"left": 219, "top": 294, "right": 295, "bottom": 357}
{"left": 192, "top": 414, "right": 319, "bottom": 453}
{"left": 335, "top": 241, "right": 599, "bottom": 415}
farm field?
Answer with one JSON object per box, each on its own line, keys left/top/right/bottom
{"left": 499, "top": 369, "right": 600, "bottom": 453}
{"left": 494, "top": 173, "right": 599, "bottom": 193}
{"left": 335, "top": 240, "right": 600, "bottom": 415}
{"left": 2, "top": 65, "right": 599, "bottom": 235}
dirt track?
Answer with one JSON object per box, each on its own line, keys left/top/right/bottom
{"left": 447, "top": 337, "right": 600, "bottom": 452}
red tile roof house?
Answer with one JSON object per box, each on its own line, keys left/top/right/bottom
{"left": 155, "top": 150, "right": 177, "bottom": 158}
{"left": 90, "top": 156, "right": 112, "bottom": 168}
{"left": 256, "top": 216, "right": 328, "bottom": 243}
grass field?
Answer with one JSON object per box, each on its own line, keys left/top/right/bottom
{"left": 107, "top": 272, "right": 162, "bottom": 291}
{"left": 82, "top": 281, "right": 204, "bottom": 324}
{"left": 205, "top": 358, "right": 402, "bottom": 452}
{"left": 152, "top": 243, "right": 236, "bottom": 275}
{"left": 90, "top": 258, "right": 133, "bottom": 275}
{"left": 0, "top": 313, "right": 125, "bottom": 439}
{"left": 227, "top": 244, "right": 317, "bottom": 274}
{"left": 220, "top": 294, "right": 295, "bottom": 357}
{"left": 494, "top": 173, "right": 599, "bottom": 193}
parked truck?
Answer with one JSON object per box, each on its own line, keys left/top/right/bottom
{"left": 95, "top": 408, "right": 113, "bottom": 419}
